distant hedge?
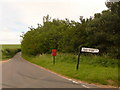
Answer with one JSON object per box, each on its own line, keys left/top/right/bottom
{"left": 2, "top": 49, "right": 21, "bottom": 59}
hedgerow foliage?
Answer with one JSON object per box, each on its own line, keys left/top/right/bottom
{"left": 2, "top": 49, "right": 21, "bottom": 59}
{"left": 21, "top": 2, "right": 120, "bottom": 59}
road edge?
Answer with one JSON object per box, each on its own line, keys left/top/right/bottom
{"left": 20, "top": 55, "right": 118, "bottom": 88}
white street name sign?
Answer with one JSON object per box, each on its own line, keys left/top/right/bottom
{"left": 81, "top": 47, "right": 99, "bottom": 53}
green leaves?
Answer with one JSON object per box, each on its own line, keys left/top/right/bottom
{"left": 21, "top": 2, "right": 120, "bottom": 59}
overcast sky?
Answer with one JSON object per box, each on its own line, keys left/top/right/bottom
{"left": 0, "top": 0, "right": 108, "bottom": 44}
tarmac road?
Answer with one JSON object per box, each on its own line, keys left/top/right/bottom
{"left": 1, "top": 52, "right": 99, "bottom": 88}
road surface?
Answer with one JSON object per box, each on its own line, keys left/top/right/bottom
{"left": 1, "top": 52, "right": 99, "bottom": 88}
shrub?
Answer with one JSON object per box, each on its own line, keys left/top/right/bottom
{"left": 2, "top": 48, "right": 21, "bottom": 59}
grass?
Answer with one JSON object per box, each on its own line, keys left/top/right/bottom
{"left": 22, "top": 53, "right": 118, "bottom": 87}
{"left": 1, "top": 44, "right": 21, "bottom": 50}
{"left": 0, "top": 44, "right": 21, "bottom": 60}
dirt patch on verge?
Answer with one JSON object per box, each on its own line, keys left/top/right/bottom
{"left": 0, "top": 59, "right": 10, "bottom": 63}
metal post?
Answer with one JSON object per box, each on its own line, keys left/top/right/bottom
{"left": 76, "top": 47, "right": 82, "bottom": 70}
{"left": 76, "top": 52, "right": 81, "bottom": 70}
{"left": 53, "top": 56, "right": 55, "bottom": 64}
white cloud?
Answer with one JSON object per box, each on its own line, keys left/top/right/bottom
{"left": 0, "top": 0, "right": 107, "bottom": 44}
{"left": 11, "top": 0, "right": 107, "bottom": 27}
{"left": 0, "top": 28, "right": 21, "bottom": 44}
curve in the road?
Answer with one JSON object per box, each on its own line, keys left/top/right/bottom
{"left": 1, "top": 53, "right": 99, "bottom": 88}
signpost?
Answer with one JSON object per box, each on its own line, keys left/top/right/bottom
{"left": 76, "top": 47, "right": 99, "bottom": 70}
{"left": 52, "top": 49, "right": 57, "bottom": 64}
{"left": 76, "top": 47, "right": 82, "bottom": 70}
{"left": 81, "top": 47, "right": 99, "bottom": 53}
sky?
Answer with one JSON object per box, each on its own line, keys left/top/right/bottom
{"left": 0, "top": 0, "right": 108, "bottom": 44}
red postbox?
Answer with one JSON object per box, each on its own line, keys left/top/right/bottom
{"left": 52, "top": 49, "right": 57, "bottom": 56}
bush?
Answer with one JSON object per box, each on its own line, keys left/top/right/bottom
{"left": 57, "top": 53, "right": 77, "bottom": 63}
{"left": 21, "top": 12, "right": 120, "bottom": 59}
{"left": 56, "top": 53, "right": 118, "bottom": 67}
{"left": 2, "top": 48, "right": 21, "bottom": 59}
{"left": 80, "top": 55, "right": 118, "bottom": 67}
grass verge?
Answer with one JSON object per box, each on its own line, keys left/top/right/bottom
{"left": 22, "top": 53, "right": 118, "bottom": 87}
